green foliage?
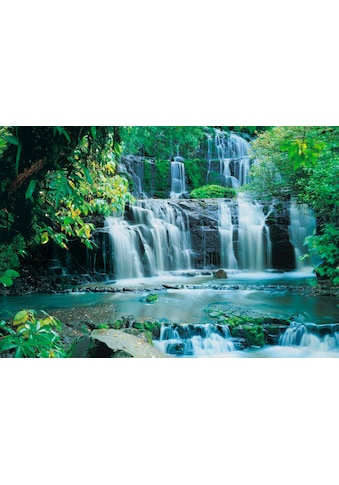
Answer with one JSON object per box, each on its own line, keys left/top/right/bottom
{"left": 122, "top": 126, "right": 206, "bottom": 159}
{"left": 185, "top": 158, "right": 207, "bottom": 190}
{"left": 248, "top": 126, "right": 339, "bottom": 284}
{"left": 0, "top": 235, "right": 26, "bottom": 272}
{"left": 139, "top": 293, "right": 158, "bottom": 304}
{"left": 0, "top": 309, "right": 66, "bottom": 357}
{"left": 306, "top": 224, "right": 339, "bottom": 284}
{"left": 0, "top": 127, "right": 133, "bottom": 261}
{"left": 0, "top": 269, "right": 20, "bottom": 287}
{"left": 190, "top": 184, "right": 236, "bottom": 199}
{"left": 143, "top": 159, "right": 170, "bottom": 197}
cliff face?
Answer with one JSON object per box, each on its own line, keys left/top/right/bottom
{"left": 31, "top": 198, "right": 297, "bottom": 280}
{"left": 177, "top": 199, "right": 296, "bottom": 271}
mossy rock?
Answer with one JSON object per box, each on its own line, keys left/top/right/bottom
{"left": 110, "top": 320, "right": 124, "bottom": 330}
{"left": 124, "top": 327, "right": 153, "bottom": 345}
{"left": 242, "top": 324, "right": 265, "bottom": 347}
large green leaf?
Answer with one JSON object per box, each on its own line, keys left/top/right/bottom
{"left": 4, "top": 269, "right": 20, "bottom": 278}
{"left": 0, "top": 275, "right": 13, "bottom": 287}
{"left": 0, "top": 338, "right": 17, "bottom": 352}
{"left": 25, "top": 179, "right": 37, "bottom": 200}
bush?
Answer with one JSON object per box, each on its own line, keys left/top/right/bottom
{"left": 0, "top": 309, "right": 67, "bottom": 357}
{"left": 190, "top": 185, "right": 236, "bottom": 199}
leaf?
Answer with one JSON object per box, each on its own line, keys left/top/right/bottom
{"left": 4, "top": 269, "right": 20, "bottom": 278}
{"left": 55, "top": 126, "right": 71, "bottom": 143}
{"left": 91, "top": 126, "right": 97, "bottom": 140}
{"left": 41, "top": 232, "right": 49, "bottom": 244}
{"left": 4, "top": 134, "right": 19, "bottom": 146}
{"left": 0, "top": 338, "right": 17, "bottom": 352}
{"left": 25, "top": 179, "right": 37, "bottom": 200}
{"left": 15, "top": 142, "right": 22, "bottom": 176}
{"left": 0, "top": 275, "right": 13, "bottom": 287}
{"left": 13, "top": 310, "right": 29, "bottom": 326}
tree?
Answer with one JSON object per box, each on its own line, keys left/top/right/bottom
{"left": 248, "top": 126, "right": 339, "bottom": 284}
{"left": 121, "top": 126, "right": 206, "bottom": 159}
{"left": 0, "top": 126, "right": 133, "bottom": 272}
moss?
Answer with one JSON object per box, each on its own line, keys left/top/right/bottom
{"left": 139, "top": 293, "right": 158, "bottom": 304}
{"left": 185, "top": 158, "right": 207, "bottom": 190}
{"left": 147, "top": 293, "right": 158, "bottom": 303}
{"left": 242, "top": 324, "right": 265, "bottom": 347}
{"left": 143, "top": 159, "right": 171, "bottom": 196}
{"left": 110, "top": 320, "right": 124, "bottom": 330}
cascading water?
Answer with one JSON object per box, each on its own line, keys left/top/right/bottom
{"left": 106, "top": 200, "right": 192, "bottom": 279}
{"left": 154, "top": 323, "right": 235, "bottom": 357}
{"left": 237, "top": 194, "right": 272, "bottom": 270}
{"left": 170, "top": 156, "right": 186, "bottom": 199}
{"left": 279, "top": 323, "right": 339, "bottom": 353}
{"left": 208, "top": 130, "right": 251, "bottom": 187}
{"left": 218, "top": 201, "right": 238, "bottom": 269}
{"left": 288, "top": 199, "right": 317, "bottom": 269}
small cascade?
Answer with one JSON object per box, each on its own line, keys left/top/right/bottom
{"left": 154, "top": 323, "right": 235, "bottom": 356}
{"left": 170, "top": 156, "right": 186, "bottom": 199}
{"left": 209, "top": 130, "right": 251, "bottom": 188}
{"left": 279, "top": 323, "right": 339, "bottom": 352}
{"left": 237, "top": 195, "right": 272, "bottom": 270}
{"left": 106, "top": 200, "right": 192, "bottom": 279}
{"left": 218, "top": 201, "right": 238, "bottom": 269}
{"left": 288, "top": 200, "right": 317, "bottom": 268}
{"left": 119, "top": 156, "right": 146, "bottom": 198}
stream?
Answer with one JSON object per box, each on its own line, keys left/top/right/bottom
{"left": 1, "top": 270, "right": 338, "bottom": 358}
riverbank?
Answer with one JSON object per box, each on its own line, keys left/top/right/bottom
{"left": 1, "top": 270, "right": 338, "bottom": 297}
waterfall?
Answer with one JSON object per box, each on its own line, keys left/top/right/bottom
{"left": 106, "top": 200, "right": 192, "bottom": 279}
{"left": 288, "top": 199, "right": 317, "bottom": 269}
{"left": 237, "top": 194, "right": 272, "bottom": 270}
{"left": 154, "top": 323, "right": 235, "bottom": 356}
{"left": 170, "top": 157, "right": 186, "bottom": 199}
{"left": 218, "top": 201, "right": 238, "bottom": 269}
{"left": 279, "top": 323, "right": 339, "bottom": 351}
{"left": 211, "top": 130, "right": 251, "bottom": 188}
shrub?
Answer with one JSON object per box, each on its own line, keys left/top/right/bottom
{"left": 0, "top": 309, "right": 67, "bottom": 358}
{"left": 190, "top": 185, "right": 237, "bottom": 199}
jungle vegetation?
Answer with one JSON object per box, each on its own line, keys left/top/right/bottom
{"left": 0, "top": 125, "right": 338, "bottom": 285}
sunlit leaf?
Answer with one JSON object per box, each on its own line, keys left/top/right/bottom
{"left": 13, "top": 310, "right": 29, "bottom": 326}
{"left": 41, "top": 232, "right": 49, "bottom": 244}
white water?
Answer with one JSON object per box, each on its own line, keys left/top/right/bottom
{"left": 106, "top": 200, "right": 192, "bottom": 279}
{"left": 170, "top": 157, "right": 186, "bottom": 199}
{"left": 154, "top": 323, "right": 235, "bottom": 357}
{"left": 237, "top": 194, "right": 272, "bottom": 270}
{"left": 218, "top": 201, "right": 238, "bottom": 269}
{"left": 279, "top": 323, "right": 339, "bottom": 351}
{"left": 288, "top": 200, "right": 317, "bottom": 268}
{"left": 213, "top": 130, "right": 251, "bottom": 187}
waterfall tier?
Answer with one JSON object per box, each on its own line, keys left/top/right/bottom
{"left": 207, "top": 131, "right": 251, "bottom": 188}
{"left": 101, "top": 196, "right": 316, "bottom": 280}
{"left": 279, "top": 323, "right": 339, "bottom": 351}
{"left": 154, "top": 323, "right": 235, "bottom": 357}
{"left": 106, "top": 200, "right": 192, "bottom": 279}
{"left": 170, "top": 157, "right": 187, "bottom": 199}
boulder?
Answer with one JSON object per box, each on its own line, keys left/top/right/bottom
{"left": 91, "top": 329, "right": 168, "bottom": 358}
{"left": 214, "top": 269, "right": 227, "bottom": 279}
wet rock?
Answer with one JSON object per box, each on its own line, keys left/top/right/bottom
{"left": 214, "top": 269, "right": 227, "bottom": 279}
{"left": 91, "top": 329, "right": 168, "bottom": 358}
